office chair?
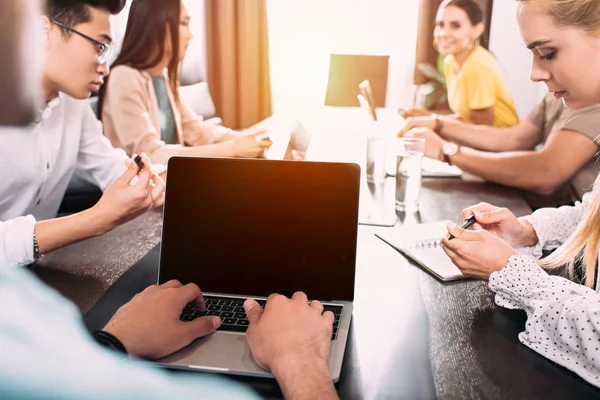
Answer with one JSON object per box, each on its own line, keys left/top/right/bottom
{"left": 324, "top": 54, "right": 389, "bottom": 107}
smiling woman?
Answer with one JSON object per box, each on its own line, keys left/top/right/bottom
{"left": 399, "top": 0, "right": 519, "bottom": 130}
{"left": 436, "top": 0, "right": 519, "bottom": 127}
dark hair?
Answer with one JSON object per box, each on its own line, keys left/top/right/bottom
{"left": 46, "top": 0, "right": 126, "bottom": 26}
{"left": 440, "top": 0, "right": 487, "bottom": 47}
{"left": 98, "top": 0, "right": 181, "bottom": 117}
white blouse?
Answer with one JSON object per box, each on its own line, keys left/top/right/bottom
{"left": 489, "top": 178, "right": 600, "bottom": 387}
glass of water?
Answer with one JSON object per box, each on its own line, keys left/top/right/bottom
{"left": 366, "top": 132, "right": 388, "bottom": 183}
{"left": 395, "top": 138, "right": 425, "bottom": 212}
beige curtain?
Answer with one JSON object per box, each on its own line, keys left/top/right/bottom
{"left": 413, "top": 0, "right": 494, "bottom": 84}
{"left": 205, "top": 0, "right": 272, "bottom": 129}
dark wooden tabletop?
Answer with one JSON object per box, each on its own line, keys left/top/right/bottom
{"left": 32, "top": 108, "right": 600, "bottom": 399}
{"left": 32, "top": 175, "right": 600, "bottom": 400}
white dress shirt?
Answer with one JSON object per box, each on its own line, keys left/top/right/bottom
{"left": 0, "top": 93, "right": 128, "bottom": 221}
{"left": 489, "top": 174, "right": 600, "bottom": 387}
{"left": 0, "top": 93, "right": 140, "bottom": 268}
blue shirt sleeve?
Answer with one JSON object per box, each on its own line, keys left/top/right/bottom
{"left": 0, "top": 267, "right": 259, "bottom": 400}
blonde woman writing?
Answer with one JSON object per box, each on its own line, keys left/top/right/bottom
{"left": 443, "top": 0, "right": 600, "bottom": 387}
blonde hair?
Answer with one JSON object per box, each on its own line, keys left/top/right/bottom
{"left": 518, "top": 0, "right": 600, "bottom": 33}
{"left": 540, "top": 191, "right": 600, "bottom": 288}
{"left": 519, "top": 0, "right": 600, "bottom": 287}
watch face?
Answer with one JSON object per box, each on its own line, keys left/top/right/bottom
{"left": 443, "top": 142, "right": 459, "bottom": 156}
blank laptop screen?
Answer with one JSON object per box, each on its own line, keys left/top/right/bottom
{"left": 158, "top": 157, "right": 360, "bottom": 302}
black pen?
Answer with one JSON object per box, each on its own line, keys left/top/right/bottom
{"left": 447, "top": 214, "right": 477, "bottom": 240}
{"left": 134, "top": 154, "right": 144, "bottom": 170}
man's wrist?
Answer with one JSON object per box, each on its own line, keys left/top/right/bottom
{"left": 270, "top": 354, "right": 320, "bottom": 378}
{"left": 82, "top": 206, "right": 113, "bottom": 236}
{"left": 93, "top": 330, "right": 128, "bottom": 354}
{"left": 271, "top": 356, "right": 337, "bottom": 400}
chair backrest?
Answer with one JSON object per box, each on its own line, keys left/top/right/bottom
{"left": 324, "top": 54, "right": 389, "bottom": 107}
{"left": 179, "top": 52, "right": 205, "bottom": 87}
{"left": 179, "top": 54, "right": 220, "bottom": 120}
{"left": 179, "top": 81, "right": 218, "bottom": 120}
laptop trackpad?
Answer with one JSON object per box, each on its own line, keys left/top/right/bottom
{"left": 157, "top": 332, "right": 270, "bottom": 377}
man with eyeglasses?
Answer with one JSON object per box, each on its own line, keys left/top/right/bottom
{"left": 1, "top": 2, "right": 339, "bottom": 399}
{"left": 0, "top": 0, "right": 169, "bottom": 268}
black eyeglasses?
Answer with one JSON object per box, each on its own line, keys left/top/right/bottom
{"left": 51, "top": 20, "right": 113, "bottom": 65}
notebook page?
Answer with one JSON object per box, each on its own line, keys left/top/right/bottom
{"left": 376, "top": 220, "right": 466, "bottom": 281}
{"left": 421, "top": 158, "right": 462, "bottom": 178}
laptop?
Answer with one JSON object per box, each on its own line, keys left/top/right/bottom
{"left": 156, "top": 157, "right": 360, "bottom": 381}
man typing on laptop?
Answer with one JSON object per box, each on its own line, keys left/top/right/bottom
{"left": 2, "top": 267, "right": 339, "bottom": 399}
{"left": 99, "top": 281, "right": 339, "bottom": 399}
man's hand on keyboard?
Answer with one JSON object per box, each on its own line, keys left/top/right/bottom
{"left": 102, "top": 280, "right": 222, "bottom": 359}
{"left": 244, "top": 292, "right": 333, "bottom": 371}
{"left": 244, "top": 292, "right": 338, "bottom": 399}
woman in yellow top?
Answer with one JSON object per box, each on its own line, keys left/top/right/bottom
{"left": 401, "top": 0, "right": 518, "bottom": 128}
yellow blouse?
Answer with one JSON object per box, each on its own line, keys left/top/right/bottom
{"left": 444, "top": 46, "right": 518, "bottom": 127}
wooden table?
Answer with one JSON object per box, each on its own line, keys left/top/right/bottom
{"left": 33, "top": 109, "right": 600, "bottom": 399}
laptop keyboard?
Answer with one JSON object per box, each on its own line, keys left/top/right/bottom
{"left": 180, "top": 296, "right": 344, "bottom": 340}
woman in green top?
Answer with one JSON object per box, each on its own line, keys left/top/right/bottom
{"left": 99, "top": 0, "right": 271, "bottom": 164}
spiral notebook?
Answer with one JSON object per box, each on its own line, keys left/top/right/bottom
{"left": 375, "top": 221, "right": 467, "bottom": 281}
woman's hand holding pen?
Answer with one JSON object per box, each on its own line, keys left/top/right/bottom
{"left": 90, "top": 153, "right": 166, "bottom": 234}
{"left": 441, "top": 225, "right": 517, "bottom": 280}
{"left": 460, "top": 202, "right": 539, "bottom": 247}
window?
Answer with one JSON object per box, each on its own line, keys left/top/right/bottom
{"left": 267, "top": 0, "right": 419, "bottom": 113}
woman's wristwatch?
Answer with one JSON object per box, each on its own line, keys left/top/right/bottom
{"left": 440, "top": 142, "right": 460, "bottom": 165}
